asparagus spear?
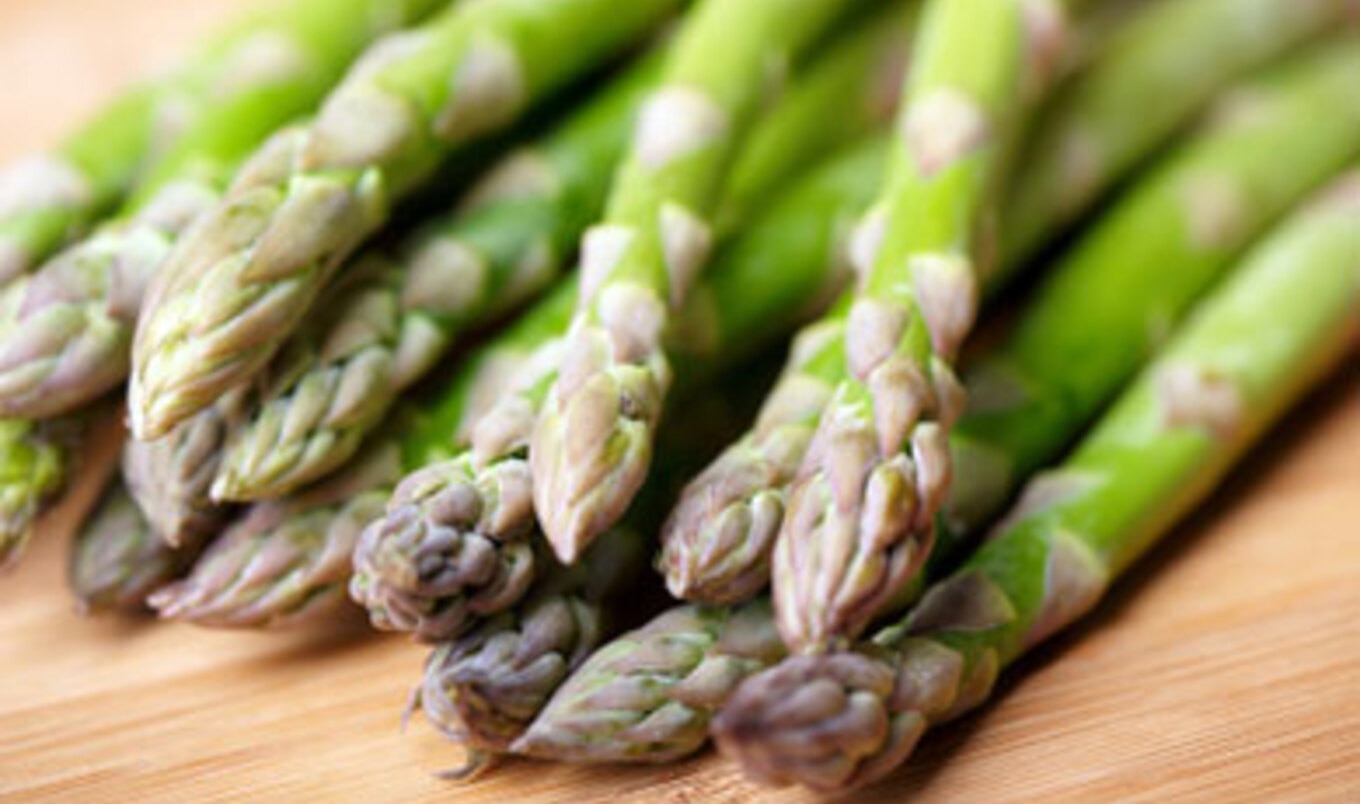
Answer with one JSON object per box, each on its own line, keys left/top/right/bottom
{"left": 415, "top": 525, "right": 647, "bottom": 769}
{"left": 69, "top": 475, "right": 201, "bottom": 613}
{"left": 772, "top": 0, "right": 1069, "bottom": 654}
{"left": 529, "top": 0, "right": 857, "bottom": 563}
{"left": 0, "top": 0, "right": 416, "bottom": 285}
{"left": 512, "top": 599, "right": 784, "bottom": 763}
{"left": 660, "top": 148, "right": 883, "bottom": 604}
{"left": 0, "top": 88, "right": 157, "bottom": 287}
{"left": 208, "top": 50, "right": 664, "bottom": 502}
{"left": 122, "top": 390, "right": 249, "bottom": 546}
{"left": 0, "top": 419, "right": 65, "bottom": 570}
{"left": 352, "top": 134, "right": 883, "bottom": 640}
{"left": 345, "top": 282, "right": 576, "bottom": 639}
{"left": 667, "top": 27, "right": 1360, "bottom": 609}
{"left": 213, "top": 3, "right": 915, "bottom": 502}
{"left": 710, "top": 1, "right": 913, "bottom": 232}
{"left": 0, "top": 0, "right": 446, "bottom": 420}
{"left": 712, "top": 171, "right": 1360, "bottom": 792}
{"left": 1000, "top": 0, "right": 1356, "bottom": 272}
{"left": 148, "top": 448, "right": 396, "bottom": 628}
{"left": 128, "top": 0, "right": 685, "bottom": 440}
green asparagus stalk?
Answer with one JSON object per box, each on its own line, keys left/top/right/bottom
{"left": 712, "top": 170, "right": 1360, "bottom": 792}
{"left": 148, "top": 448, "right": 396, "bottom": 628}
{"left": 528, "top": 0, "right": 857, "bottom": 563}
{"left": 69, "top": 474, "right": 201, "bottom": 613}
{"left": 772, "top": 0, "right": 1067, "bottom": 654}
{"left": 128, "top": 0, "right": 685, "bottom": 440}
{"left": 511, "top": 599, "right": 784, "bottom": 763}
{"left": 122, "top": 390, "right": 249, "bottom": 546}
{"left": 999, "top": 0, "right": 1355, "bottom": 272}
{"left": 0, "top": 418, "right": 66, "bottom": 569}
{"left": 415, "top": 526, "right": 647, "bottom": 768}
{"left": 346, "top": 283, "right": 577, "bottom": 638}
{"left": 352, "top": 134, "right": 884, "bottom": 640}
{"left": 0, "top": 0, "right": 446, "bottom": 420}
{"left": 0, "top": 0, "right": 461, "bottom": 288}
{"left": 660, "top": 146, "right": 885, "bottom": 604}
{"left": 0, "top": 88, "right": 158, "bottom": 287}
{"left": 208, "top": 49, "right": 665, "bottom": 502}
{"left": 710, "top": 1, "right": 913, "bottom": 232}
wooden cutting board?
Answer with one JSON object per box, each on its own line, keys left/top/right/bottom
{"left": 1, "top": 2, "right": 1357, "bottom": 801}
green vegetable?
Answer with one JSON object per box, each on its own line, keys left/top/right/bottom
{"left": 0, "top": 418, "right": 66, "bottom": 569}
{"left": 529, "top": 0, "right": 857, "bottom": 563}
{"left": 713, "top": 170, "right": 1360, "bottom": 792}
{"left": 772, "top": 0, "right": 1067, "bottom": 653}
{"left": 69, "top": 474, "right": 202, "bottom": 613}
{"left": 514, "top": 599, "right": 784, "bottom": 763}
{"left": 0, "top": 0, "right": 448, "bottom": 418}
{"left": 128, "top": 0, "right": 684, "bottom": 440}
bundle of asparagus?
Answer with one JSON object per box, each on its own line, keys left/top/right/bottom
{"left": 4, "top": 0, "right": 1356, "bottom": 794}
{"left": 712, "top": 170, "right": 1360, "bottom": 791}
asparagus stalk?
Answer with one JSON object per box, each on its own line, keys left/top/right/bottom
{"left": 512, "top": 599, "right": 784, "bottom": 763}
{"left": 0, "top": 0, "right": 424, "bottom": 285}
{"left": 772, "top": 0, "right": 1068, "bottom": 654}
{"left": 0, "top": 419, "right": 66, "bottom": 569}
{"left": 712, "top": 170, "right": 1360, "bottom": 792}
{"left": 208, "top": 49, "right": 665, "bottom": 501}
{"left": 69, "top": 474, "right": 201, "bottom": 613}
{"left": 529, "top": 0, "right": 857, "bottom": 563}
{"left": 0, "top": 87, "right": 158, "bottom": 288}
{"left": 122, "top": 390, "right": 250, "bottom": 546}
{"left": 711, "top": 1, "right": 913, "bottom": 232}
{"left": 148, "top": 447, "right": 397, "bottom": 628}
{"left": 346, "top": 283, "right": 576, "bottom": 638}
{"left": 668, "top": 25, "right": 1360, "bottom": 610}
{"left": 660, "top": 147, "right": 883, "bottom": 604}
{"left": 0, "top": 0, "right": 446, "bottom": 419}
{"left": 999, "top": 0, "right": 1356, "bottom": 272}
{"left": 415, "top": 526, "right": 647, "bottom": 768}
{"left": 128, "top": 0, "right": 685, "bottom": 440}
{"left": 352, "top": 133, "right": 883, "bottom": 640}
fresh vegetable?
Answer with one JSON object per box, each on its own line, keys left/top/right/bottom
{"left": 713, "top": 170, "right": 1360, "bottom": 792}
{"left": 529, "top": 0, "right": 857, "bottom": 563}
{"left": 128, "top": 0, "right": 685, "bottom": 440}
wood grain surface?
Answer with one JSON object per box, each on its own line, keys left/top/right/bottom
{"left": 1, "top": 2, "right": 1358, "bottom": 802}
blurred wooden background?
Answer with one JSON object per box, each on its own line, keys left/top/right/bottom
{"left": 0, "top": 1, "right": 1357, "bottom": 801}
